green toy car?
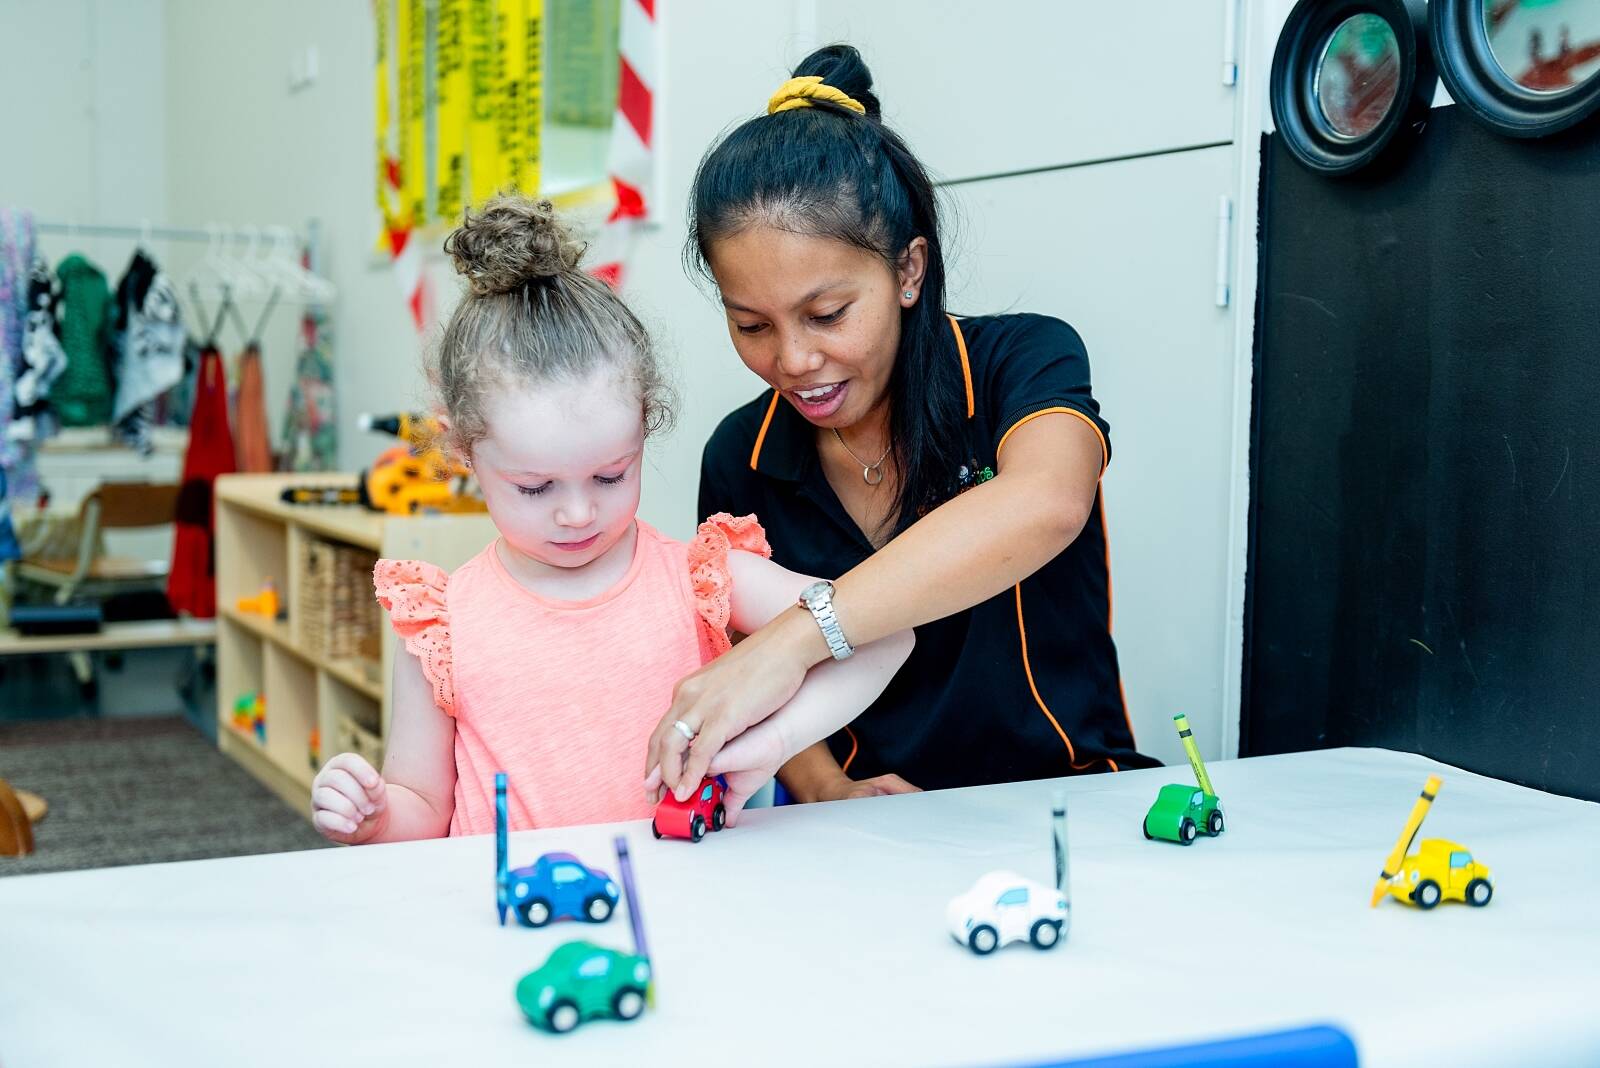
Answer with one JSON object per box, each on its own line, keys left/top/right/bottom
{"left": 515, "top": 940, "right": 652, "bottom": 1034}
{"left": 1142, "top": 783, "right": 1224, "bottom": 845}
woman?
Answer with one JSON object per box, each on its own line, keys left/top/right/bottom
{"left": 646, "top": 44, "right": 1155, "bottom": 806}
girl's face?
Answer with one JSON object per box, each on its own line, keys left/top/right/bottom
{"left": 470, "top": 369, "right": 645, "bottom": 571}
{"left": 707, "top": 224, "right": 926, "bottom": 431}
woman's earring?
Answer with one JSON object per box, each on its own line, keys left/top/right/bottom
{"left": 903, "top": 290, "right": 916, "bottom": 302}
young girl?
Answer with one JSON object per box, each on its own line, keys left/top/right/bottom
{"left": 310, "top": 196, "right": 912, "bottom": 843}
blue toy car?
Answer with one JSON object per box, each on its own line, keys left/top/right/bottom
{"left": 505, "top": 852, "right": 620, "bottom": 928}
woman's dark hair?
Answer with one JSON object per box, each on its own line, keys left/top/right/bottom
{"left": 687, "top": 44, "right": 965, "bottom": 534}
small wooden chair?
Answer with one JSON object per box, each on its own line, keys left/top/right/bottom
{"left": 15, "top": 481, "right": 182, "bottom": 690}
{"left": 17, "top": 482, "right": 180, "bottom": 605}
{"left": 0, "top": 777, "right": 36, "bottom": 857}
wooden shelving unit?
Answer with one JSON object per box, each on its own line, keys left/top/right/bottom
{"left": 214, "top": 474, "right": 495, "bottom": 815}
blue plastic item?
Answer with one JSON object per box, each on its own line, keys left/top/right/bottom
{"left": 1011, "top": 1025, "right": 1358, "bottom": 1068}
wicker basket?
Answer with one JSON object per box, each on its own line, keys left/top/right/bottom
{"left": 334, "top": 713, "right": 385, "bottom": 770}
{"left": 298, "top": 538, "right": 381, "bottom": 662}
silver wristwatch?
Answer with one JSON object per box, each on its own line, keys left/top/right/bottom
{"left": 798, "top": 580, "right": 854, "bottom": 660}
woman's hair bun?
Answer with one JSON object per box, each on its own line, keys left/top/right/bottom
{"left": 444, "top": 195, "right": 585, "bottom": 296}
{"left": 792, "top": 43, "right": 881, "bottom": 119}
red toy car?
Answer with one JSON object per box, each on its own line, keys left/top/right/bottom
{"left": 651, "top": 776, "right": 728, "bottom": 842}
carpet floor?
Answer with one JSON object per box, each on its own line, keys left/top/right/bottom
{"left": 0, "top": 715, "right": 329, "bottom": 877}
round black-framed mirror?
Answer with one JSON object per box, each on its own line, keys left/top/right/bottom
{"left": 1432, "top": 0, "right": 1600, "bottom": 137}
{"left": 1271, "top": 0, "right": 1435, "bottom": 175}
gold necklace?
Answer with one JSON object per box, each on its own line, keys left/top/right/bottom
{"left": 832, "top": 428, "right": 892, "bottom": 486}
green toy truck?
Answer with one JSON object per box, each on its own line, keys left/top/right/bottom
{"left": 1142, "top": 783, "right": 1224, "bottom": 844}
{"left": 1141, "top": 714, "right": 1226, "bottom": 845}
{"left": 515, "top": 940, "right": 652, "bottom": 1034}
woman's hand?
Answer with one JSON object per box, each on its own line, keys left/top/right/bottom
{"left": 311, "top": 753, "right": 390, "bottom": 844}
{"left": 645, "top": 714, "right": 787, "bottom": 827}
{"left": 644, "top": 607, "right": 816, "bottom": 803}
{"left": 813, "top": 772, "right": 921, "bottom": 801}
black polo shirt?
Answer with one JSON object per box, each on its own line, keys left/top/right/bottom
{"left": 699, "top": 313, "right": 1157, "bottom": 791}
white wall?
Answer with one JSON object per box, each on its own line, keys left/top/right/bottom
{"left": 160, "top": 0, "right": 418, "bottom": 479}
{"left": 0, "top": 0, "right": 168, "bottom": 270}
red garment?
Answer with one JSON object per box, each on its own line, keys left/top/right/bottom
{"left": 168, "top": 347, "right": 236, "bottom": 617}
{"left": 233, "top": 343, "right": 272, "bottom": 472}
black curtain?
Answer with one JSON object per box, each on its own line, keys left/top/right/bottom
{"left": 1245, "top": 103, "right": 1600, "bottom": 802}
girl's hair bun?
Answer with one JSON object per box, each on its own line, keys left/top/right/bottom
{"left": 444, "top": 195, "right": 584, "bottom": 296}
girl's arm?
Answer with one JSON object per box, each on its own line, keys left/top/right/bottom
{"left": 651, "top": 413, "right": 1102, "bottom": 795}
{"left": 647, "top": 549, "right": 914, "bottom": 821}
{"left": 310, "top": 648, "right": 458, "bottom": 843}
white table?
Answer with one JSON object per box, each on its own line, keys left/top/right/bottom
{"left": 1, "top": 748, "right": 1595, "bottom": 1067}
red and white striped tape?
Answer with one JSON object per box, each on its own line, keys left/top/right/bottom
{"left": 384, "top": 156, "right": 434, "bottom": 334}
{"left": 589, "top": 0, "right": 657, "bottom": 288}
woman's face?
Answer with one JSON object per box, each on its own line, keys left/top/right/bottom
{"left": 707, "top": 224, "right": 926, "bottom": 431}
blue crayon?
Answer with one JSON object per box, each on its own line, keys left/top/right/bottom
{"left": 495, "top": 772, "right": 508, "bottom": 926}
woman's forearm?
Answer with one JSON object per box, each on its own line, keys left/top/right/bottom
{"left": 777, "top": 741, "right": 851, "bottom": 804}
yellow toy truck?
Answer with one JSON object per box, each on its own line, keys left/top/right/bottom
{"left": 1387, "top": 838, "right": 1494, "bottom": 909}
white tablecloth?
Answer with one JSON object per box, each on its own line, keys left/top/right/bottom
{"left": 1, "top": 748, "right": 1595, "bottom": 1067}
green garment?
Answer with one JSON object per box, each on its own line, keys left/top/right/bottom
{"left": 54, "top": 254, "right": 114, "bottom": 426}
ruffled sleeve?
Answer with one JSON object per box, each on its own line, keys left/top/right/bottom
{"left": 687, "top": 513, "right": 772, "bottom": 661}
{"left": 373, "top": 559, "right": 455, "bottom": 716}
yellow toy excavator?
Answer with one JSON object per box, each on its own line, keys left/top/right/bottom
{"left": 280, "top": 412, "right": 486, "bottom": 517}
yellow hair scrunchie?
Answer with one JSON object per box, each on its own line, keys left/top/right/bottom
{"left": 766, "top": 75, "right": 867, "bottom": 116}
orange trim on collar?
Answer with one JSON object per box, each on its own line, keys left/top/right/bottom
{"left": 947, "top": 315, "right": 975, "bottom": 418}
{"left": 748, "top": 390, "right": 782, "bottom": 471}
{"left": 841, "top": 724, "right": 859, "bottom": 775}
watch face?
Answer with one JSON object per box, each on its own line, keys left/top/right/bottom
{"left": 800, "top": 580, "right": 831, "bottom": 606}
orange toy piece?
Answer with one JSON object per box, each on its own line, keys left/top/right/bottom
{"left": 236, "top": 582, "right": 280, "bottom": 618}
{"left": 362, "top": 445, "right": 485, "bottom": 516}
{"left": 358, "top": 413, "right": 486, "bottom": 517}
{"left": 281, "top": 413, "right": 486, "bottom": 517}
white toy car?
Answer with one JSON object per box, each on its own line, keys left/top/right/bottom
{"left": 946, "top": 870, "right": 1069, "bottom": 955}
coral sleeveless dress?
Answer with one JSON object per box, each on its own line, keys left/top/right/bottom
{"left": 373, "top": 514, "right": 768, "bottom": 835}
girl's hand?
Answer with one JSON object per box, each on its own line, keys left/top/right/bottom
{"left": 644, "top": 610, "right": 814, "bottom": 803}
{"left": 311, "top": 753, "right": 390, "bottom": 844}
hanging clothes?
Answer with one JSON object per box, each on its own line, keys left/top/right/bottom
{"left": 279, "top": 308, "right": 337, "bottom": 472}
{"left": 53, "top": 254, "right": 115, "bottom": 427}
{"left": 233, "top": 341, "right": 272, "bottom": 471}
{"left": 110, "top": 250, "right": 185, "bottom": 454}
{"left": 224, "top": 288, "right": 277, "bottom": 473}
{"left": 9, "top": 257, "right": 68, "bottom": 447}
{"left": 0, "top": 468, "right": 18, "bottom": 561}
{"left": 0, "top": 210, "right": 32, "bottom": 444}
{"left": 0, "top": 208, "right": 36, "bottom": 561}
{"left": 167, "top": 344, "right": 235, "bottom": 618}
{"left": 156, "top": 338, "right": 199, "bottom": 428}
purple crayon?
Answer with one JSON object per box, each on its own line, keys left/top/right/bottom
{"left": 614, "top": 835, "right": 650, "bottom": 964}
